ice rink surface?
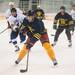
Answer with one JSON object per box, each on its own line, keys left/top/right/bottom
{"left": 0, "top": 19, "right": 75, "bottom": 75}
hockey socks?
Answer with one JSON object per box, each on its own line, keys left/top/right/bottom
{"left": 43, "top": 42, "right": 58, "bottom": 65}
{"left": 15, "top": 44, "right": 28, "bottom": 64}
{"left": 15, "top": 45, "right": 20, "bottom": 52}
{"left": 15, "top": 42, "right": 58, "bottom": 66}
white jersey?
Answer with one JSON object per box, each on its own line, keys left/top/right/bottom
{"left": 70, "top": 9, "right": 75, "bottom": 20}
{"left": 7, "top": 13, "right": 26, "bottom": 30}
{"left": 5, "top": 8, "right": 23, "bottom": 18}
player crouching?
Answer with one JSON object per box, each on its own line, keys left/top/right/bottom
{"left": 15, "top": 10, "right": 58, "bottom": 66}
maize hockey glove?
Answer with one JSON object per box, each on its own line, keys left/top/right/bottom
{"left": 53, "top": 24, "right": 57, "bottom": 30}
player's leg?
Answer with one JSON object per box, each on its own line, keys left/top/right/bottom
{"left": 40, "top": 33, "right": 58, "bottom": 66}
{"left": 15, "top": 37, "right": 38, "bottom": 64}
{"left": 73, "top": 20, "right": 75, "bottom": 33}
{"left": 10, "top": 31, "right": 20, "bottom": 52}
{"left": 19, "top": 32, "right": 26, "bottom": 43}
{"left": 70, "top": 21, "right": 75, "bottom": 35}
{"left": 65, "top": 26, "right": 72, "bottom": 47}
{"left": 52, "top": 26, "right": 64, "bottom": 46}
{"left": 74, "top": 20, "right": 75, "bottom": 29}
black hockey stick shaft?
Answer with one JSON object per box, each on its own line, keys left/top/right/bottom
{"left": 51, "top": 34, "right": 55, "bottom": 36}
{"left": 20, "top": 50, "right": 30, "bottom": 73}
{"left": 26, "top": 50, "right": 30, "bottom": 71}
{"left": 0, "top": 27, "right": 8, "bottom": 35}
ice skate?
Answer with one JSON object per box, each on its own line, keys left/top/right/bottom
{"left": 53, "top": 59, "right": 58, "bottom": 66}
{"left": 15, "top": 45, "right": 20, "bottom": 52}
{"left": 52, "top": 42, "right": 56, "bottom": 47}
{"left": 68, "top": 42, "right": 72, "bottom": 47}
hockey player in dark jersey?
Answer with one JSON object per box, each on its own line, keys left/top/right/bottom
{"left": 34, "top": 5, "right": 45, "bottom": 20}
{"left": 15, "top": 10, "right": 58, "bottom": 66}
{"left": 52, "top": 6, "right": 73, "bottom": 47}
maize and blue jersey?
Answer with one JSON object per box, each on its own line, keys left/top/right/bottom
{"left": 54, "top": 12, "right": 73, "bottom": 26}
{"left": 21, "top": 18, "right": 46, "bottom": 39}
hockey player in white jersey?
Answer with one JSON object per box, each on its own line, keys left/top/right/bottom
{"left": 70, "top": 4, "right": 75, "bottom": 34}
{"left": 5, "top": 2, "right": 23, "bottom": 18}
{"left": 7, "top": 8, "right": 26, "bottom": 52}
{"left": 5, "top": 2, "right": 26, "bottom": 44}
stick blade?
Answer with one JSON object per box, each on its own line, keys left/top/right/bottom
{"left": 20, "top": 69, "right": 28, "bottom": 73}
{"left": 51, "top": 34, "right": 55, "bottom": 36}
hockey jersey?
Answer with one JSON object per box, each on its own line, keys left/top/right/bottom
{"left": 7, "top": 13, "right": 26, "bottom": 30}
{"left": 54, "top": 12, "right": 73, "bottom": 26}
{"left": 70, "top": 9, "right": 75, "bottom": 20}
{"left": 20, "top": 18, "right": 46, "bottom": 39}
{"left": 5, "top": 8, "right": 23, "bottom": 18}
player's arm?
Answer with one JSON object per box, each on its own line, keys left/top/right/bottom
{"left": 7, "top": 17, "right": 13, "bottom": 29}
{"left": 7, "top": 21, "right": 11, "bottom": 29}
{"left": 7, "top": 16, "right": 19, "bottom": 32}
{"left": 53, "top": 13, "right": 59, "bottom": 30}
{"left": 67, "top": 14, "right": 74, "bottom": 30}
{"left": 68, "top": 14, "right": 73, "bottom": 25}
{"left": 19, "top": 18, "right": 29, "bottom": 34}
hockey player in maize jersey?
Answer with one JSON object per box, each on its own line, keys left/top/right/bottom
{"left": 34, "top": 5, "right": 45, "bottom": 20}
{"left": 52, "top": 6, "right": 73, "bottom": 47}
{"left": 15, "top": 10, "right": 58, "bottom": 66}
{"left": 70, "top": 4, "right": 75, "bottom": 35}
{"left": 7, "top": 8, "right": 26, "bottom": 52}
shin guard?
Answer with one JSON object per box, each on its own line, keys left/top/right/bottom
{"left": 18, "top": 44, "right": 28, "bottom": 60}
{"left": 43, "top": 42, "right": 56, "bottom": 61}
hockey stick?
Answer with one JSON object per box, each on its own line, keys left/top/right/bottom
{"left": 0, "top": 27, "right": 8, "bottom": 35}
{"left": 20, "top": 50, "right": 30, "bottom": 73}
{"left": 51, "top": 34, "right": 55, "bottom": 36}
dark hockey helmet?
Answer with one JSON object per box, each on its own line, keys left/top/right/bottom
{"left": 11, "top": 8, "right": 17, "bottom": 13}
{"left": 27, "top": 10, "right": 34, "bottom": 16}
{"left": 60, "top": 6, "right": 66, "bottom": 10}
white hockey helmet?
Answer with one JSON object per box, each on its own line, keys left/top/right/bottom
{"left": 9, "top": 2, "right": 14, "bottom": 6}
{"left": 37, "top": 5, "right": 41, "bottom": 8}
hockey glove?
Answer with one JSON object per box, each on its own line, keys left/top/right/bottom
{"left": 53, "top": 24, "right": 57, "bottom": 30}
{"left": 69, "top": 24, "right": 74, "bottom": 31}
{"left": 13, "top": 26, "right": 19, "bottom": 32}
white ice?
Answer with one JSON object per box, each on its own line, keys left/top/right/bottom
{"left": 0, "top": 19, "right": 75, "bottom": 75}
